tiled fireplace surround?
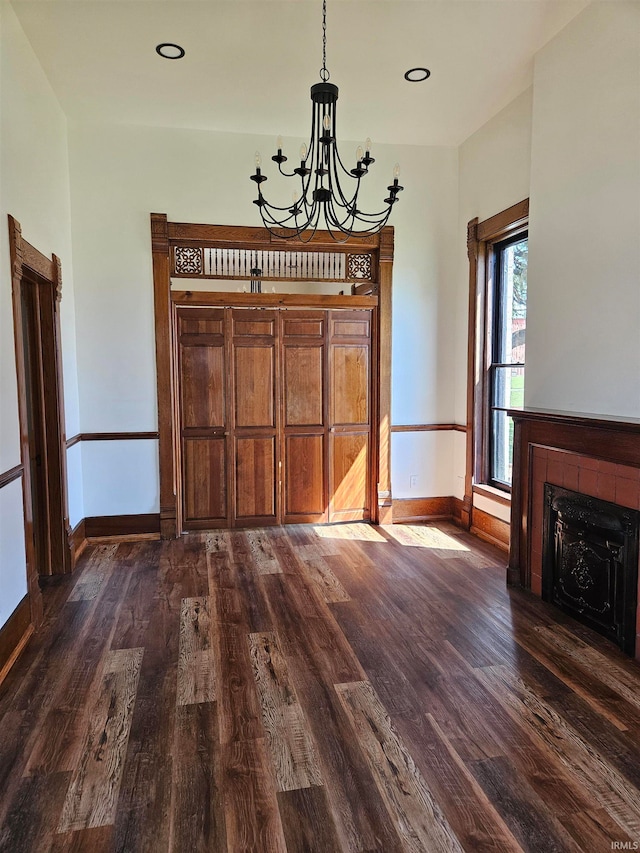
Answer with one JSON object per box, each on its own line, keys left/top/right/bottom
{"left": 508, "top": 409, "right": 640, "bottom": 659}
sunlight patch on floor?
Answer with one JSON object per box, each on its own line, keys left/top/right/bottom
{"left": 312, "top": 524, "right": 387, "bottom": 543}
{"left": 383, "top": 525, "right": 470, "bottom": 552}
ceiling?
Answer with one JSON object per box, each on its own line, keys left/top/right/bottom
{"left": 12, "top": 0, "right": 589, "bottom": 148}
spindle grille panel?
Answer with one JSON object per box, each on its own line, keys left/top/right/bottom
{"left": 173, "top": 246, "right": 374, "bottom": 283}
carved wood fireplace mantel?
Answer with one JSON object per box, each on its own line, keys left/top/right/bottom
{"left": 508, "top": 408, "right": 640, "bottom": 657}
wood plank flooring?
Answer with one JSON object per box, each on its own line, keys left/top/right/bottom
{"left": 2, "top": 522, "right": 640, "bottom": 852}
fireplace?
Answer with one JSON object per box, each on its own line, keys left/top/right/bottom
{"left": 542, "top": 484, "right": 639, "bottom": 655}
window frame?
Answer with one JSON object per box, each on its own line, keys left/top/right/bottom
{"left": 486, "top": 231, "right": 528, "bottom": 490}
{"left": 464, "top": 200, "right": 529, "bottom": 517}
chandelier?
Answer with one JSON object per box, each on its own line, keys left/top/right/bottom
{"left": 250, "top": 0, "right": 403, "bottom": 241}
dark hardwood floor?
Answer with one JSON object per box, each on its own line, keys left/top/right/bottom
{"left": 1, "top": 521, "right": 640, "bottom": 852}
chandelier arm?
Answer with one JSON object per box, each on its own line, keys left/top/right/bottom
{"left": 349, "top": 210, "right": 393, "bottom": 234}
{"left": 326, "top": 190, "right": 393, "bottom": 235}
{"left": 328, "top": 148, "right": 362, "bottom": 214}
{"left": 259, "top": 200, "right": 301, "bottom": 227}
{"left": 326, "top": 140, "right": 359, "bottom": 211}
{"left": 276, "top": 205, "right": 322, "bottom": 243}
{"left": 351, "top": 204, "right": 396, "bottom": 221}
{"left": 325, "top": 200, "right": 352, "bottom": 232}
{"left": 328, "top": 198, "right": 364, "bottom": 233}
{"left": 323, "top": 200, "right": 361, "bottom": 243}
{"left": 259, "top": 197, "right": 307, "bottom": 214}
{"left": 332, "top": 120, "right": 370, "bottom": 184}
{"left": 277, "top": 163, "right": 298, "bottom": 179}
{"left": 288, "top": 191, "right": 321, "bottom": 234}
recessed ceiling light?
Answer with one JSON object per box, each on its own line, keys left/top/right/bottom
{"left": 156, "top": 43, "right": 185, "bottom": 60}
{"left": 404, "top": 67, "right": 431, "bottom": 83}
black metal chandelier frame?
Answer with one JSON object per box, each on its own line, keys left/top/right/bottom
{"left": 250, "top": 0, "right": 403, "bottom": 242}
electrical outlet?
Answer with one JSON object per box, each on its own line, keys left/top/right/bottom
{"left": 409, "top": 474, "right": 418, "bottom": 489}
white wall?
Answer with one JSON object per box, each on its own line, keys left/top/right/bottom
{"left": 81, "top": 440, "right": 159, "bottom": 517}
{"left": 0, "top": 479, "right": 27, "bottom": 629}
{"left": 0, "top": 3, "right": 81, "bottom": 628}
{"left": 454, "top": 87, "right": 534, "bottom": 505}
{"left": 526, "top": 1, "right": 640, "bottom": 418}
{"left": 67, "top": 120, "right": 459, "bottom": 512}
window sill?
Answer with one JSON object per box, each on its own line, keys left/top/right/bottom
{"left": 473, "top": 483, "right": 511, "bottom": 507}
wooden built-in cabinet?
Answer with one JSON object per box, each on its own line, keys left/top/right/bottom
{"left": 177, "top": 306, "right": 372, "bottom": 529}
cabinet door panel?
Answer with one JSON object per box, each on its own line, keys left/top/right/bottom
{"left": 331, "top": 317, "right": 371, "bottom": 338}
{"left": 330, "top": 345, "right": 369, "bottom": 425}
{"left": 233, "top": 317, "right": 275, "bottom": 337}
{"left": 235, "top": 345, "right": 275, "bottom": 428}
{"left": 181, "top": 345, "right": 225, "bottom": 428}
{"left": 284, "top": 344, "right": 324, "bottom": 427}
{"left": 329, "top": 432, "right": 370, "bottom": 522}
{"left": 283, "top": 317, "right": 324, "bottom": 338}
{"left": 285, "top": 434, "right": 325, "bottom": 519}
{"left": 179, "top": 311, "right": 224, "bottom": 336}
{"left": 236, "top": 437, "right": 276, "bottom": 521}
{"left": 183, "top": 438, "right": 227, "bottom": 525}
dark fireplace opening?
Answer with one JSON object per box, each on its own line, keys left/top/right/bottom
{"left": 542, "top": 483, "right": 639, "bottom": 655}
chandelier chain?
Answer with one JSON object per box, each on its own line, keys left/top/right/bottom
{"left": 320, "top": 0, "right": 329, "bottom": 82}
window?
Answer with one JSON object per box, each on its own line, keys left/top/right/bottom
{"left": 488, "top": 235, "right": 527, "bottom": 487}
{"left": 465, "top": 199, "right": 529, "bottom": 507}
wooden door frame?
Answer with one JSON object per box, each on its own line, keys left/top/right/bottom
{"left": 8, "top": 216, "right": 72, "bottom": 626}
{"left": 151, "top": 215, "right": 394, "bottom": 537}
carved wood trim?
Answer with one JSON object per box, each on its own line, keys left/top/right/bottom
{"left": 466, "top": 218, "right": 478, "bottom": 262}
{"left": 21, "top": 242, "right": 55, "bottom": 283}
{"left": 167, "top": 222, "right": 380, "bottom": 249}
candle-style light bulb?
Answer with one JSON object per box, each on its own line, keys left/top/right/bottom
{"left": 323, "top": 115, "right": 331, "bottom": 131}
{"left": 356, "top": 146, "right": 364, "bottom": 161}
{"left": 292, "top": 190, "right": 299, "bottom": 203}
{"left": 393, "top": 163, "right": 401, "bottom": 179}
{"left": 277, "top": 135, "right": 283, "bottom": 151}
{"left": 255, "top": 151, "right": 262, "bottom": 169}
{"left": 300, "top": 144, "right": 307, "bottom": 160}
{"left": 365, "top": 137, "right": 372, "bottom": 153}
